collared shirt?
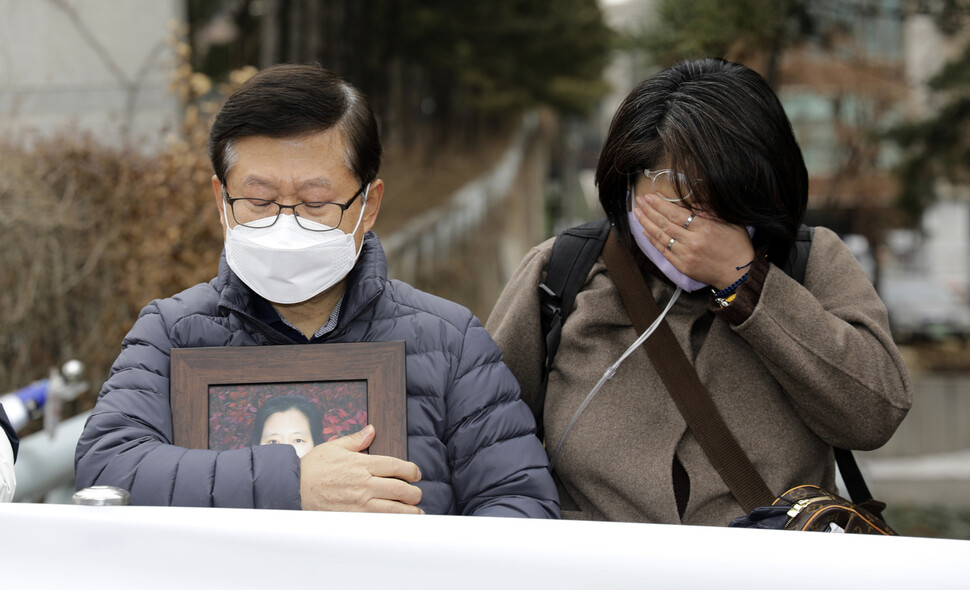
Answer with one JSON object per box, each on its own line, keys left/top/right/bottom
{"left": 252, "top": 297, "right": 343, "bottom": 343}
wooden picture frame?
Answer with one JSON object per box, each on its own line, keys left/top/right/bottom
{"left": 170, "top": 341, "right": 407, "bottom": 459}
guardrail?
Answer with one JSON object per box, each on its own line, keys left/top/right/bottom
{"left": 381, "top": 111, "right": 539, "bottom": 283}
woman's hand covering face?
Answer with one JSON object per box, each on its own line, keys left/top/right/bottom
{"left": 632, "top": 193, "right": 754, "bottom": 291}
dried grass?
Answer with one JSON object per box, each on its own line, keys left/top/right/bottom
{"left": 0, "top": 63, "right": 254, "bottom": 411}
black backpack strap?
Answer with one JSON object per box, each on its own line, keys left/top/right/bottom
{"left": 778, "top": 225, "right": 879, "bottom": 512}
{"left": 536, "top": 218, "right": 612, "bottom": 440}
{"left": 780, "top": 224, "right": 815, "bottom": 284}
{"left": 834, "top": 447, "right": 881, "bottom": 512}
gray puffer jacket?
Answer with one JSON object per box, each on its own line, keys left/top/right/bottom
{"left": 75, "top": 233, "right": 559, "bottom": 517}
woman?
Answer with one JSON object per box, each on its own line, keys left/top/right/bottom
{"left": 251, "top": 396, "right": 325, "bottom": 459}
{"left": 486, "top": 58, "right": 912, "bottom": 526}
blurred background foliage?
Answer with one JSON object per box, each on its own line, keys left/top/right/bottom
{"left": 628, "top": 0, "right": 820, "bottom": 86}
{"left": 0, "top": 54, "right": 243, "bottom": 401}
{"left": 887, "top": 29, "right": 970, "bottom": 225}
{"left": 4, "top": 0, "right": 970, "bottom": 403}
{"left": 187, "top": 0, "right": 612, "bottom": 143}
{"left": 0, "top": 0, "right": 614, "bottom": 412}
{"left": 632, "top": 0, "right": 970, "bottom": 228}
{"left": 5, "top": 0, "right": 970, "bottom": 405}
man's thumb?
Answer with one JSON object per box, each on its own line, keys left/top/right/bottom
{"left": 331, "top": 424, "right": 375, "bottom": 452}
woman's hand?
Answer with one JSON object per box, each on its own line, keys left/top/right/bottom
{"left": 633, "top": 193, "right": 755, "bottom": 291}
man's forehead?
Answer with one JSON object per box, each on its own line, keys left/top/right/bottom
{"left": 232, "top": 130, "right": 345, "bottom": 156}
{"left": 240, "top": 175, "right": 334, "bottom": 189}
{"left": 226, "top": 130, "right": 354, "bottom": 184}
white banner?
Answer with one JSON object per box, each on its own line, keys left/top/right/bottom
{"left": 1, "top": 503, "right": 966, "bottom": 589}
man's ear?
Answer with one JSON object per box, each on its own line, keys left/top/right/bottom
{"left": 360, "top": 179, "right": 383, "bottom": 234}
{"left": 212, "top": 175, "right": 227, "bottom": 234}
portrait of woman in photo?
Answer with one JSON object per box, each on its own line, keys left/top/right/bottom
{"left": 250, "top": 395, "right": 326, "bottom": 458}
{"left": 207, "top": 380, "right": 367, "bottom": 453}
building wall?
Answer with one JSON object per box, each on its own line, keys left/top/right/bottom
{"left": 0, "top": 0, "right": 182, "bottom": 147}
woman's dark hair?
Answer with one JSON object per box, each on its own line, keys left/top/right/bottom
{"left": 595, "top": 58, "right": 808, "bottom": 266}
{"left": 209, "top": 64, "right": 382, "bottom": 187}
{"left": 250, "top": 395, "right": 325, "bottom": 447}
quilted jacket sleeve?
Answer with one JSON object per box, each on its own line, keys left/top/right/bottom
{"left": 74, "top": 299, "right": 302, "bottom": 509}
{"left": 444, "top": 314, "right": 560, "bottom": 518}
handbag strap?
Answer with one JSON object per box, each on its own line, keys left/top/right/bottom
{"left": 601, "top": 230, "right": 775, "bottom": 513}
{"left": 834, "top": 447, "right": 877, "bottom": 507}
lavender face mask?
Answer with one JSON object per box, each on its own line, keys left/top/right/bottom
{"left": 626, "top": 206, "right": 755, "bottom": 293}
{"left": 627, "top": 209, "right": 708, "bottom": 292}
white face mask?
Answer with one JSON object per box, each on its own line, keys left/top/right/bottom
{"left": 224, "top": 185, "right": 369, "bottom": 304}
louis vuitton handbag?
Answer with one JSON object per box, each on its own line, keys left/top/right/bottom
{"left": 729, "top": 483, "right": 896, "bottom": 534}
{"left": 601, "top": 231, "right": 897, "bottom": 535}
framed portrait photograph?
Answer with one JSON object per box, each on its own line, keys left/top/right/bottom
{"left": 170, "top": 341, "right": 407, "bottom": 459}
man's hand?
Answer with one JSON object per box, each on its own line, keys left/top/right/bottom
{"left": 299, "top": 424, "right": 424, "bottom": 514}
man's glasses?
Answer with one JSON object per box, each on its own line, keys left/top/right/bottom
{"left": 223, "top": 183, "right": 366, "bottom": 232}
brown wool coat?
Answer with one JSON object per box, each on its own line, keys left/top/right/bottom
{"left": 486, "top": 226, "right": 912, "bottom": 526}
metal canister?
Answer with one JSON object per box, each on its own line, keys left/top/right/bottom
{"left": 71, "top": 485, "right": 130, "bottom": 506}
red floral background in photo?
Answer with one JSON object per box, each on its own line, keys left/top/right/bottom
{"left": 207, "top": 380, "right": 368, "bottom": 451}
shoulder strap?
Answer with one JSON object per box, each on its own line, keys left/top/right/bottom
{"left": 535, "top": 218, "right": 611, "bottom": 440}
{"left": 834, "top": 448, "right": 880, "bottom": 510}
{"left": 780, "top": 225, "right": 815, "bottom": 284}
{"left": 777, "top": 226, "right": 876, "bottom": 507}
{"left": 601, "top": 230, "right": 775, "bottom": 512}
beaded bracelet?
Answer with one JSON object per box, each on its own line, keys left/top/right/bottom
{"left": 712, "top": 271, "right": 749, "bottom": 299}
{"left": 714, "top": 292, "right": 738, "bottom": 308}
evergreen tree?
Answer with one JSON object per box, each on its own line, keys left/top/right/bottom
{"left": 886, "top": 1, "right": 970, "bottom": 226}
{"left": 186, "top": 0, "right": 613, "bottom": 144}
{"left": 628, "top": 0, "right": 818, "bottom": 87}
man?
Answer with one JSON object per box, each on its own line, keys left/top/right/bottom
{"left": 75, "top": 65, "right": 558, "bottom": 517}
{"left": 0, "top": 405, "right": 16, "bottom": 502}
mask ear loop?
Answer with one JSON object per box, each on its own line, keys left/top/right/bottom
{"left": 221, "top": 185, "right": 233, "bottom": 230}
{"left": 548, "top": 286, "right": 683, "bottom": 469}
{"left": 349, "top": 183, "right": 370, "bottom": 260}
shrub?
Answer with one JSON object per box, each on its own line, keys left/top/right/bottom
{"left": 0, "top": 65, "right": 255, "bottom": 412}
